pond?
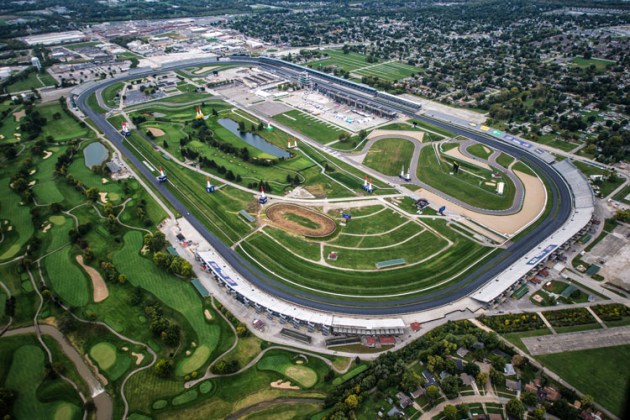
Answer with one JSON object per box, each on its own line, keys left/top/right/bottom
{"left": 83, "top": 142, "right": 109, "bottom": 168}
{"left": 217, "top": 118, "right": 290, "bottom": 159}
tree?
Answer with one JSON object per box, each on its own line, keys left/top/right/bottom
{"left": 581, "top": 394, "right": 594, "bottom": 408}
{"left": 0, "top": 388, "right": 17, "bottom": 418}
{"left": 401, "top": 370, "right": 423, "bottom": 392}
{"left": 531, "top": 406, "right": 546, "bottom": 420}
{"left": 464, "top": 362, "right": 480, "bottom": 377}
{"left": 344, "top": 394, "right": 358, "bottom": 410}
{"left": 476, "top": 372, "right": 488, "bottom": 387}
{"left": 425, "top": 385, "right": 440, "bottom": 402}
{"left": 521, "top": 391, "right": 537, "bottom": 407}
{"left": 441, "top": 375, "right": 460, "bottom": 399}
{"left": 506, "top": 398, "right": 525, "bottom": 419}
{"left": 144, "top": 231, "right": 167, "bottom": 253}
{"left": 154, "top": 359, "right": 172, "bottom": 378}
{"left": 443, "top": 404, "right": 458, "bottom": 420}
{"left": 85, "top": 187, "right": 99, "bottom": 202}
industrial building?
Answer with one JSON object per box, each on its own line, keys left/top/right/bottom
{"left": 23, "top": 31, "right": 87, "bottom": 46}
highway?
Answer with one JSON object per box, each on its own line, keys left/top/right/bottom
{"left": 76, "top": 57, "right": 574, "bottom": 315}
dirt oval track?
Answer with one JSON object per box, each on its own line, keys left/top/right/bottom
{"left": 266, "top": 204, "right": 336, "bottom": 237}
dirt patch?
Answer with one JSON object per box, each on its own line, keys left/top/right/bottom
{"left": 147, "top": 127, "right": 165, "bottom": 137}
{"left": 416, "top": 169, "right": 545, "bottom": 236}
{"left": 367, "top": 129, "right": 424, "bottom": 143}
{"left": 76, "top": 255, "right": 109, "bottom": 303}
{"left": 266, "top": 203, "right": 336, "bottom": 237}
{"left": 131, "top": 352, "right": 145, "bottom": 365}
{"left": 43, "top": 151, "right": 53, "bottom": 160}
{"left": 270, "top": 380, "right": 299, "bottom": 390}
{"left": 303, "top": 184, "right": 326, "bottom": 199}
{"left": 13, "top": 110, "right": 26, "bottom": 122}
{"left": 99, "top": 192, "right": 108, "bottom": 203}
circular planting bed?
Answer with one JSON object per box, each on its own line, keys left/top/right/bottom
{"left": 266, "top": 204, "right": 336, "bottom": 237}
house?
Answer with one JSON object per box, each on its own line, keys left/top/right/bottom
{"left": 453, "top": 358, "right": 464, "bottom": 371}
{"left": 492, "top": 349, "right": 510, "bottom": 359}
{"left": 410, "top": 387, "right": 425, "bottom": 399}
{"left": 488, "top": 414, "right": 503, "bottom": 420}
{"left": 422, "top": 370, "right": 437, "bottom": 387}
{"left": 387, "top": 406, "right": 403, "bottom": 417}
{"left": 472, "top": 341, "right": 485, "bottom": 350}
{"left": 410, "top": 322, "right": 421, "bottom": 332}
{"left": 439, "top": 370, "right": 450, "bottom": 380}
{"left": 506, "top": 379, "right": 522, "bottom": 391}
{"left": 396, "top": 391, "right": 412, "bottom": 409}
{"left": 456, "top": 347, "right": 469, "bottom": 358}
{"left": 524, "top": 383, "right": 538, "bottom": 394}
{"left": 504, "top": 363, "right": 516, "bottom": 376}
{"left": 543, "top": 386, "right": 561, "bottom": 401}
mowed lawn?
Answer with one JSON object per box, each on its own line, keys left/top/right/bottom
{"left": 44, "top": 247, "right": 90, "bottom": 307}
{"left": 38, "top": 103, "right": 92, "bottom": 142}
{"left": 113, "top": 231, "right": 225, "bottom": 375}
{"left": 537, "top": 345, "right": 630, "bottom": 417}
{"left": 0, "top": 178, "right": 35, "bottom": 260}
{"left": 5, "top": 71, "right": 56, "bottom": 93}
{"left": 308, "top": 50, "right": 421, "bottom": 81}
{"left": 363, "top": 138, "right": 415, "bottom": 176}
{"left": 273, "top": 110, "right": 348, "bottom": 144}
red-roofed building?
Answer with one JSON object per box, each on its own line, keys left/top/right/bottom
{"left": 380, "top": 336, "right": 395, "bottom": 345}
{"left": 365, "top": 336, "right": 376, "bottom": 347}
{"left": 410, "top": 322, "right": 421, "bottom": 332}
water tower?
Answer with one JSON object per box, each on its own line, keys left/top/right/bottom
{"left": 31, "top": 57, "right": 42, "bottom": 72}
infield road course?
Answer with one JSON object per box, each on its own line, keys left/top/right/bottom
{"left": 76, "top": 58, "right": 573, "bottom": 315}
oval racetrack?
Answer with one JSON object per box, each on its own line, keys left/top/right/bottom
{"left": 77, "top": 58, "right": 573, "bottom": 315}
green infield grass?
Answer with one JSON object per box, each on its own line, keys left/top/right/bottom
{"left": 417, "top": 145, "right": 516, "bottom": 210}
{"left": 496, "top": 152, "right": 515, "bottom": 168}
{"left": 272, "top": 110, "right": 348, "bottom": 144}
{"left": 466, "top": 143, "right": 492, "bottom": 160}
{"left": 101, "top": 82, "right": 124, "bottom": 108}
{"left": 537, "top": 345, "right": 630, "bottom": 417}
{"left": 363, "top": 138, "right": 415, "bottom": 176}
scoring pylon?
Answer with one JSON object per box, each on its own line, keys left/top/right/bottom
{"left": 195, "top": 106, "right": 205, "bottom": 120}
{"left": 206, "top": 176, "right": 215, "bottom": 193}
{"left": 258, "top": 186, "right": 268, "bottom": 204}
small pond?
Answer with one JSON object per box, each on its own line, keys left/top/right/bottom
{"left": 218, "top": 118, "right": 291, "bottom": 159}
{"left": 84, "top": 142, "right": 109, "bottom": 168}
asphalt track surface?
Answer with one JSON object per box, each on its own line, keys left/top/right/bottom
{"left": 76, "top": 58, "right": 573, "bottom": 315}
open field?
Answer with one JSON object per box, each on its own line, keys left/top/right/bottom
{"left": 5, "top": 70, "right": 56, "bottom": 93}
{"left": 571, "top": 56, "right": 615, "bottom": 72}
{"left": 532, "top": 134, "right": 577, "bottom": 152}
{"left": 417, "top": 145, "right": 516, "bottom": 210}
{"left": 363, "top": 138, "right": 415, "bottom": 176}
{"left": 308, "top": 50, "right": 422, "bottom": 81}
{"left": 272, "top": 109, "right": 348, "bottom": 144}
{"left": 537, "top": 345, "right": 630, "bottom": 417}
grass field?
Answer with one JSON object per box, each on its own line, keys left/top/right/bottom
{"left": 101, "top": 82, "right": 124, "bottom": 108}
{"left": 537, "top": 345, "right": 630, "bottom": 416}
{"left": 114, "top": 231, "right": 229, "bottom": 376}
{"left": 272, "top": 110, "right": 348, "bottom": 144}
{"left": 44, "top": 247, "right": 90, "bottom": 307}
{"left": 309, "top": 50, "right": 421, "bottom": 81}
{"left": 533, "top": 134, "right": 577, "bottom": 152}
{"left": 38, "top": 103, "right": 92, "bottom": 142}
{"left": 496, "top": 153, "right": 515, "bottom": 168}
{"left": 417, "top": 145, "right": 516, "bottom": 210}
{"left": 239, "top": 217, "right": 491, "bottom": 299}
{"left": 467, "top": 144, "right": 492, "bottom": 160}
{"left": 242, "top": 401, "right": 323, "bottom": 420}
{"left": 573, "top": 160, "right": 624, "bottom": 197}
{"left": 363, "top": 138, "right": 415, "bottom": 176}
{"left": 571, "top": 56, "right": 615, "bottom": 72}
{"left": 5, "top": 70, "right": 56, "bottom": 93}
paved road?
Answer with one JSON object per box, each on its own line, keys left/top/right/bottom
{"left": 3, "top": 325, "right": 113, "bottom": 420}
{"left": 522, "top": 325, "right": 630, "bottom": 355}
{"left": 76, "top": 57, "right": 574, "bottom": 315}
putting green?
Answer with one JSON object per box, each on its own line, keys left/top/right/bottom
{"left": 89, "top": 342, "right": 117, "bottom": 371}
{"left": 176, "top": 345, "right": 210, "bottom": 376}
{"left": 49, "top": 216, "right": 66, "bottom": 225}
{"left": 53, "top": 402, "right": 80, "bottom": 420}
{"left": 152, "top": 400, "right": 168, "bottom": 410}
{"left": 284, "top": 365, "right": 317, "bottom": 388}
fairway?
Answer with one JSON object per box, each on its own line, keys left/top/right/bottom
{"left": 114, "top": 232, "right": 225, "bottom": 375}
{"left": 0, "top": 178, "right": 34, "bottom": 260}
{"left": 38, "top": 103, "right": 92, "bottom": 142}
{"left": 44, "top": 247, "right": 90, "bottom": 307}
{"left": 537, "top": 345, "right": 630, "bottom": 416}
{"left": 257, "top": 352, "right": 318, "bottom": 388}
{"left": 272, "top": 110, "right": 348, "bottom": 144}
{"left": 89, "top": 342, "right": 117, "bottom": 370}
{"left": 363, "top": 138, "right": 415, "bottom": 176}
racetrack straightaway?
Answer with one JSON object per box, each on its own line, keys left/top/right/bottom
{"left": 76, "top": 58, "right": 574, "bottom": 315}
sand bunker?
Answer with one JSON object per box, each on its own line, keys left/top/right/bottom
{"left": 101, "top": 178, "right": 109, "bottom": 184}
{"left": 147, "top": 127, "right": 165, "bottom": 137}
{"left": 445, "top": 146, "right": 490, "bottom": 169}
{"left": 13, "top": 110, "right": 26, "bottom": 122}
{"left": 270, "top": 380, "right": 299, "bottom": 390}
{"left": 43, "top": 151, "right": 53, "bottom": 160}
{"left": 76, "top": 255, "right": 109, "bottom": 303}
{"left": 99, "top": 192, "right": 108, "bottom": 203}
{"left": 131, "top": 352, "right": 145, "bottom": 365}
{"left": 204, "top": 309, "right": 213, "bottom": 321}
{"left": 28, "top": 180, "right": 36, "bottom": 187}
{"left": 42, "top": 224, "right": 52, "bottom": 233}
{"left": 29, "top": 169, "right": 36, "bottom": 175}
{"left": 295, "top": 360, "right": 304, "bottom": 365}
{"left": 84, "top": 355, "right": 108, "bottom": 386}
{"left": 416, "top": 170, "right": 545, "bottom": 237}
